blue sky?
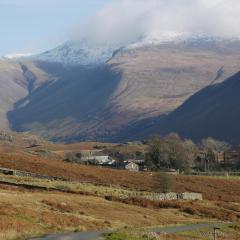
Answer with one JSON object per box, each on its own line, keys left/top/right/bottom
{"left": 1, "top": 0, "right": 239, "bottom": 56}
{"left": 0, "top": 0, "right": 108, "bottom": 56}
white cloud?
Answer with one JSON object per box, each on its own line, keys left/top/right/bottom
{"left": 70, "top": 0, "right": 240, "bottom": 46}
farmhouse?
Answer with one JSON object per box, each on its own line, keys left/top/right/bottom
{"left": 224, "top": 150, "right": 239, "bottom": 165}
{"left": 80, "top": 152, "right": 114, "bottom": 165}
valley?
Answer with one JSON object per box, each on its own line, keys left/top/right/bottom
{"left": 2, "top": 1, "right": 240, "bottom": 240}
{"left": 0, "top": 132, "right": 237, "bottom": 239}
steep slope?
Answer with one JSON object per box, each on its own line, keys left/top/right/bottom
{"left": 107, "top": 40, "right": 240, "bottom": 117}
{"left": 8, "top": 65, "right": 122, "bottom": 141}
{"left": 0, "top": 59, "right": 62, "bottom": 130}
{"left": 7, "top": 39, "right": 240, "bottom": 142}
{"left": 153, "top": 72, "right": 240, "bottom": 144}
{"left": 0, "top": 59, "right": 27, "bottom": 129}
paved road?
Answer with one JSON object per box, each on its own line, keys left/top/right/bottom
{"left": 31, "top": 231, "right": 106, "bottom": 240}
{"left": 31, "top": 223, "right": 222, "bottom": 240}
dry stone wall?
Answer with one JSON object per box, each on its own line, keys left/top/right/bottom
{"left": 0, "top": 167, "right": 65, "bottom": 181}
{"left": 0, "top": 167, "right": 203, "bottom": 201}
{"left": 144, "top": 192, "right": 203, "bottom": 201}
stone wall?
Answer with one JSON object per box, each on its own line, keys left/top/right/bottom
{"left": 145, "top": 192, "right": 177, "bottom": 201}
{"left": 144, "top": 192, "right": 203, "bottom": 201}
{"left": 0, "top": 167, "right": 65, "bottom": 181}
{"left": 0, "top": 167, "right": 203, "bottom": 201}
{"left": 178, "top": 192, "right": 203, "bottom": 200}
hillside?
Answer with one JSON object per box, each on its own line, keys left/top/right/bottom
{"left": 0, "top": 151, "right": 239, "bottom": 202}
{"left": 0, "top": 59, "right": 62, "bottom": 130}
{"left": 32, "top": 40, "right": 118, "bottom": 66}
{"left": 0, "top": 59, "right": 28, "bottom": 130}
{"left": 142, "top": 71, "right": 240, "bottom": 144}
{"left": 7, "top": 40, "right": 240, "bottom": 142}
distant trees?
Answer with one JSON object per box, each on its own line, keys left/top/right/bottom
{"left": 63, "top": 134, "right": 237, "bottom": 172}
{"left": 145, "top": 134, "right": 235, "bottom": 172}
{"left": 201, "top": 137, "right": 230, "bottom": 153}
{"left": 145, "top": 134, "right": 197, "bottom": 172}
{"left": 201, "top": 138, "right": 230, "bottom": 171}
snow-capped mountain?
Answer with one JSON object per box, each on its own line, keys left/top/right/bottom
{"left": 24, "top": 34, "right": 240, "bottom": 67}
{"left": 3, "top": 33, "right": 240, "bottom": 142}
{"left": 26, "top": 34, "right": 225, "bottom": 66}
{"left": 31, "top": 41, "right": 120, "bottom": 66}
{"left": 127, "top": 33, "right": 236, "bottom": 49}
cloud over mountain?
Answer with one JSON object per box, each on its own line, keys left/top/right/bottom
{"left": 71, "top": 0, "right": 240, "bottom": 46}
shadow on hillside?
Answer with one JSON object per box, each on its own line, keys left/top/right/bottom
{"left": 7, "top": 62, "right": 123, "bottom": 142}
{"left": 113, "top": 72, "right": 240, "bottom": 144}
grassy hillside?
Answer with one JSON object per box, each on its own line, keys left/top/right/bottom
{"left": 0, "top": 169, "right": 238, "bottom": 240}
{"left": 0, "top": 183, "right": 204, "bottom": 240}
{"left": 0, "top": 137, "right": 238, "bottom": 239}
{"left": 152, "top": 72, "right": 240, "bottom": 144}
{"left": 0, "top": 59, "right": 61, "bottom": 131}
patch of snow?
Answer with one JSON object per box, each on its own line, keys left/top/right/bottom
{"left": 31, "top": 41, "right": 120, "bottom": 67}
{"left": 127, "top": 33, "right": 239, "bottom": 49}
{"left": 19, "top": 35, "right": 240, "bottom": 66}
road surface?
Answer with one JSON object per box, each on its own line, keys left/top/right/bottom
{"left": 31, "top": 231, "right": 106, "bottom": 240}
{"left": 31, "top": 223, "right": 223, "bottom": 240}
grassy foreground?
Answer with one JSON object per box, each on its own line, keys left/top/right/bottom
{"left": 171, "top": 223, "right": 240, "bottom": 240}
{"left": 0, "top": 179, "right": 210, "bottom": 240}
{"left": 105, "top": 224, "right": 240, "bottom": 240}
{"left": 0, "top": 153, "right": 238, "bottom": 239}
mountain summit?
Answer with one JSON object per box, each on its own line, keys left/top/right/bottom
{"left": 21, "top": 35, "right": 238, "bottom": 66}
{"left": 30, "top": 41, "right": 119, "bottom": 66}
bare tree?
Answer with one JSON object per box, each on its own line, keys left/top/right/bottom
{"left": 146, "top": 133, "right": 198, "bottom": 172}
{"left": 201, "top": 138, "right": 230, "bottom": 171}
{"left": 201, "top": 137, "right": 230, "bottom": 152}
{"left": 145, "top": 135, "right": 170, "bottom": 169}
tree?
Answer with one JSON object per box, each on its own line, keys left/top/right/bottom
{"left": 165, "top": 134, "right": 184, "bottom": 168}
{"left": 183, "top": 139, "right": 199, "bottom": 172}
{"left": 164, "top": 134, "right": 197, "bottom": 172}
{"left": 145, "top": 135, "right": 164, "bottom": 169}
{"left": 145, "top": 133, "right": 198, "bottom": 172}
{"left": 156, "top": 172, "right": 175, "bottom": 193}
{"left": 201, "top": 138, "right": 230, "bottom": 171}
{"left": 201, "top": 137, "right": 230, "bottom": 152}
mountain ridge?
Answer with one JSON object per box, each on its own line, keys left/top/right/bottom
{"left": 13, "top": 36, "right": 240, "bottom": 66}
{"left": 156, "top": 71, "right": 240, "bottom": 144}
{"left": 5, "top": 39, "right": 240, "bottom": 142}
